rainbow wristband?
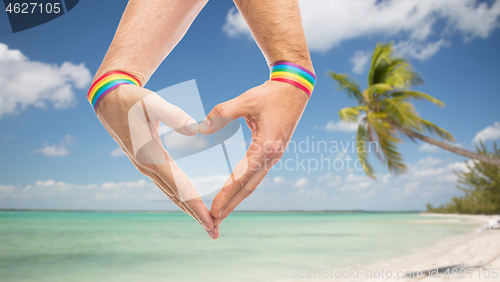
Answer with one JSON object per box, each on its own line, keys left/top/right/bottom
{"left": 87, "top": 71, "right": 141, "bottom": 111}
{"left": 270, "top": 61, "right": 316, "bottom": 97}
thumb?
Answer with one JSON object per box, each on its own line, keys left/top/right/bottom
{"left": 145, "top": 94, "right": 199, "bottom": 136}
{"left": 199, "top": 95, "right": 249, "bottom": 135}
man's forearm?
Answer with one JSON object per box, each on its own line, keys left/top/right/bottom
{"left": 233, "top": 0, "right": 313, "bottom": 73}
{"left": 94, "top": 0, "right": 207, "bottom": 86}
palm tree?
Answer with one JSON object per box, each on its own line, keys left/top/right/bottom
{"left": 329, "top": 42, "right": 500, "bottom": 179}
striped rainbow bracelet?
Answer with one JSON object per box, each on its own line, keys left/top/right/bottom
{"left": 270, "top": 61, "right": 316, "bottom": 97}
{"left": 87, "top": 71, "right": 141, "bottom": 111}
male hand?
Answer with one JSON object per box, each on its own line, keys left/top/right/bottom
{"left": 199, "top": 81, "right": 309, "bottom": 226}
{"left": 96, "top": 84, "right": 219, "bottom": 239}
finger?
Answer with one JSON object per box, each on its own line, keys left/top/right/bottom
{"left": 129, "top": 154, "right": 192, "bottom": 216}
{"left": 210, "top": 138, "right": 282, "bottom": 217}
{"left": 143, "top": 94, "right": 199, "bottom": 136}
{"left": 199, "top": 95, "right": 250, "bottom": 135}
{"left": 150, "top": 177, "right": 218, "bottom": 240}
{"left": 209, "top": 142, "right": 265, "bottom": 217}
{"left": 206, "top": 226, "right": 220, "bottom": 240}
{"left": 216, "top": 153, "right": 282, "bottom": 227}
{"left": 209, "top": 155, "right": 250, "bottom": 218}
{"left": 151, "top": 153, "right": 216, "bottom": 231}
{"left": 147, "top": 166, "right": 218, "bottom": 237}
{"left": 129, "top": 145, "right": 216, "bottom": 233}
{"left": 183, "top": 196, "right": 216, "bottom": 231}
{"left": 150, "top": 179, "right": 191, "bottom": 214}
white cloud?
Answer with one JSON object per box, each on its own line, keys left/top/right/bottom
{"left": 13, "top": 179, "right": 159, "bottom": 201}
{"left": 446, "top": 161, "right": 471, "bottom": 173}
{"left": 0, "top": 44, "right": 24, "bottom": 61}
{"left": 34, "top": 135, "right": 76, "bottom": 157}
{"left": 472, "top": 122, "right": 500, "bottom": 143}
{"left": 381, "top": 173, "right": 391, "bottom": 184}
{"left": 346, "top": 174, "right": 371, "bottom": 182}
{"left": 0, "top": 184, "right": 16, "bottom": 194}
{"left": 325, "top": 119, "right": 359, "bottom": 132}
{"left": 0, "top": 176, "right": 233, "bottom": 206}
{"left": 293, "top": 177, "right": 308, "bottom": 187}
{"left": 35, "top": 145, "right": 70, "bottom": 157}
{"left": 17, "top": 179, "right": 151, "bottom": 192}
{"left": 418, "top": 143, "right": 440, "bottom": 153}
{"left": 223, "top": 0, "right": 500, "bottom": 56}
{"left": 110, "top": 147, "right": 126, "bottom": 157}
{"left": 0, "top": 43, "right": 91, "bottom": 117}
{"left": 222, "top": 7, "right": 251, "bottom": 38}
{"left": 296, "top": 187, "right": 328, "bottom": 200}
{"left": 339, "top": 181, "right": 372, "bottom": 192}
{"left": 403, "top": 181, "right": 421, "bottom": 196}
{"left": 99, "top": 179, "right": 151, "bottom": 191}
{"left": 318, "top": 173, "right": 342, "bottom": 186}
{"left": 414, "top": 156, "right": 443, "bottom": 167}
{"left": 389, "top": 160, "right": 467, "bottom": 198}
{"left": 351, "top": 39, "right": 450, "bottom": 73}
{"left": 34, "top": 180, "right": 57, "bottom": 187}
{"left": 321, "top": 173, "right": 374, "bottom": 193}
{"left": 351, "top": 51, "right": 371, "bottom": 74}
{"left": 325, "top": 156, "right": 469, "bottom": 199}
{"left": 273, "top": 177, "right": 286, "bottom": 184}
{"left": 394, "top": 39, "right": 451, "bottom": 60}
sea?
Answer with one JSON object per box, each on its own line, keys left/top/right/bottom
{"left": 0, "top": 211, "right": 478, "bottom": 282}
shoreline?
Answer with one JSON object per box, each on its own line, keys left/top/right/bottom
{"left": 290, "top": 213, "right": 499, "bottom": 282}
{"left": 360, "top": 213, "right": 500, "bottom": 282}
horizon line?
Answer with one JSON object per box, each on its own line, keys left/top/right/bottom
{"left": 0, "top": 208, "right": 424, "bottom": 213}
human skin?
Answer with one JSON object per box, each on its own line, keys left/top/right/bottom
{"left": 93, "top": 0, "right": 314, "bottom": 236}
{"left": 199, "top": 0, "right": 314, "bottom": 226}
{"left": 91, "top": 0, "right": 220, "bottom": 239}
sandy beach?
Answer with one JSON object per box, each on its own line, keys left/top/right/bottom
{"left": 362, "top": 213, "right": 500, "bottom": 282}
{"left": 290, "top": 213, "right": 500, "bottom": 282}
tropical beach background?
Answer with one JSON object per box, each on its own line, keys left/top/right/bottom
{"left": 0, "top": 211, "right": 488, "bottom": 282}
{"left": 1, "top": 0, "right": 499, "bottom": 281}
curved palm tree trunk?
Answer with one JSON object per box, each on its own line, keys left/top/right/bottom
{"left": 391, "top": 123, "right": 500, "bottom": 167}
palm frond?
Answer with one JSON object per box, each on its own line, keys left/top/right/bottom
{"left": 369, "top": 112, "right": 388, "bottom": 119}
{"left": 369, "top": 43, "right": 423, "bottom": 89}
{"left": 390, "top": 90, "right": 445, "bottom": 107}
{"left": 372, "top": 58, "right": 404, "bottom": 86}
{"left": 367, "top": 83, "right": 393, "bottom": 104}
{"left": 356, "top": 118, "right": 376, "bottom": 179}
{"left": 367, "top": 83, "right": 394, "bottom": 95}
{"left": 338, "top": 105, "right": 367, "bottom": 122}
{"left": 367, "top": 113, "right": 407, "bottom": 173}
{"left": 367, "top": 124, "right": 384, "bottom": 163}
{"left": 368, "top": 42, "right": 393, "bottom": 86}
{"left": 418, "top": 118, "right": 455, "bottom": 142}
{"left": 328, "top": 71, "right": 364, "bottom": 104}
{"left": 384, "top": 60, "right": 422, "bottom": 89}
{"left": 381, "top": 98, "right": 421, "bottom": 131}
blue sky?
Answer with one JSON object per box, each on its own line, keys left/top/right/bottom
{"left": 0, "top": 0, "right": 499, "bottom": 211}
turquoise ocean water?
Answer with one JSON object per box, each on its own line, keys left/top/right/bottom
{"left": 0, "top": 211, "right": 477, "bottom": 282}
